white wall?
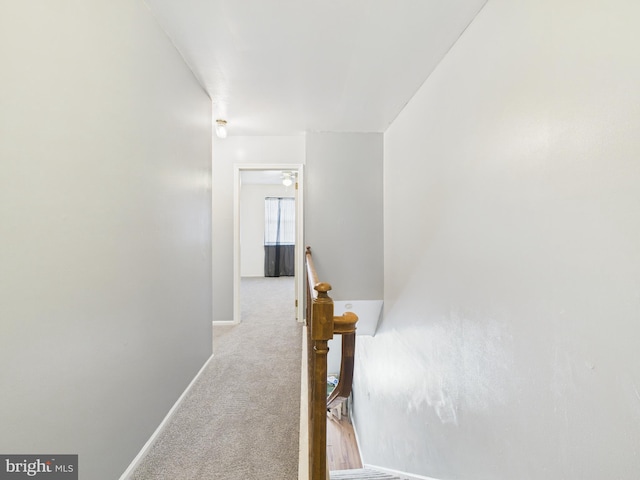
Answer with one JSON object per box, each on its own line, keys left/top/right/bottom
{"left": 0, "top": 2, "right": 212, "bottom": 479}
{"left": 305, "top": 133, "right": 384, "bottom": 374}
{"left": 240, "top": 183, "right": 294, "bottom": 277}
{"left": 305, "top": 133, "right": 384, "bottom": 301}
{"left": 353, "top": 1, "right": 640, "bottom": 479}
{"left": 212, "top": 136, "right": 305, "bottom": 320}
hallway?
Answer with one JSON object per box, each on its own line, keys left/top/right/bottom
{"left": 128, "top": 277, "right": 301, "bottom": 479}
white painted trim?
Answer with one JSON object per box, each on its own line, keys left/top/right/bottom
{"left": 348, "top": 402, "right": 365, "bottom": 469}
{"left": 233, "top": 165, "right": 241, "bottom": 325}
{"left": 295, "top": 165, "right": 304, "bottom": 324}
{"left": 212, "top": 321, "right": 236, "bottom": 355}
{"left": 233, "top": 163, "right": 305, "bottom": 325}
{"left": 298, "top": 326, "right": 309, "bottom": 480}
{"left": 363, "top": 464, "right": 441, "bottom": 480}
{"left": 212, "top": 320, "right": 237, "bottom": 326}
{"left": 119, "top": 354, "right": 216, "bottom": 480}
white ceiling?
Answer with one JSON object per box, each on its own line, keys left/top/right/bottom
{"left": 144, "top": 0, "right": 486, "bottom": 136}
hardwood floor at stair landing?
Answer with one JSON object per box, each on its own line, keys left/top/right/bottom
{"left": 327, "top": 412, "right": 362, "bottom": 471}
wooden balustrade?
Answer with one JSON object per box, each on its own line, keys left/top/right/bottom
{"left": 305, "top": 246, "right": 358, "bottom": 480}
{"left": 326, "top": 311, "right": 357, "bottom": 411}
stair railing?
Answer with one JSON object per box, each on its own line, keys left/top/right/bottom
{"left": 305, "top": 246, "right": 358, "bottom": 480}
{"left": 326, "top": 313, "right": 357, "bottom": 410}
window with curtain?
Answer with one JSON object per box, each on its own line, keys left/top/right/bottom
{"left": 264, "top": 197, "right": 295, "bottom": 277}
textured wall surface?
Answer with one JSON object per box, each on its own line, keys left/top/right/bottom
{"left": 353, "top": 0, "right": 640, "bottom": 478}
{"left": 0, "top": 2, "right": 212, "bottom": 478}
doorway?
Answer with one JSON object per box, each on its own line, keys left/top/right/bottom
{"left": 233, "top": 164, "right": 304, "bottom": 324}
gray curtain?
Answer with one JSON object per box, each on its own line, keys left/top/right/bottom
{"left": 264, "top": 197, "right": 295, "bottom": 277}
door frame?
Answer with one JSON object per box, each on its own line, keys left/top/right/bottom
{"left": 233, "top": 163, "right": 305, "bottom": 324}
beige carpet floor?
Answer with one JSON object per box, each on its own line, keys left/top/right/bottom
{"left": 129, "top": 276, "right": 302, "bottom": 480}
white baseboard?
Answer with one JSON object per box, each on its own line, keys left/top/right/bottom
{"left": 212, "top": 319, "right": 238, "bottom": 326}
{"left": 119, "top": 354, "right": 215, "bottom": 479}
{"left": 348, "top": 400, "right": 365, "bottom": 468}
{"left": 298, "top": 326, "right": 309, "bottom": 480}
{"left": 364, "top": 463, "right": 441, "bottom": 480}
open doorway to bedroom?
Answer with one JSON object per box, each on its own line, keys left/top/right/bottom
{"left": 233, "top": 164, "right": 304, "bottom": 324}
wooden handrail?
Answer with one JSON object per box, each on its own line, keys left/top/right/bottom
{"left": 305, "top": 246, "right": 358, "bottom": 480}
{"left": 305, "top": 246, "right": 320, "bottom": 299}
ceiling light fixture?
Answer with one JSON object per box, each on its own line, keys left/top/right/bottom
{"left": 282, "top": 172, "right": 294, "bottom": 187}
{"left": 215, "top": 119, "right": 228, "bottom": 138}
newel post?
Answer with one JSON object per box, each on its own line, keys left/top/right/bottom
{"left": 309, "top": 281, "right": 334, "bottom": 480}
